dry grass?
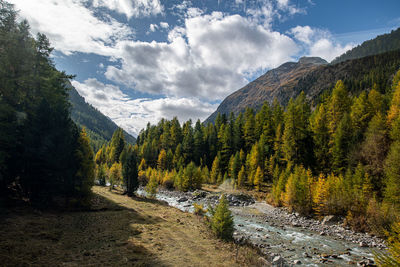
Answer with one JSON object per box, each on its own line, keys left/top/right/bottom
{"left": 0, "top": 186, "right": 264, "bottom": 267}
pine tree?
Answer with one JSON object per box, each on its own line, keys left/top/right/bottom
{"left": 311, "top": 104, "right": 331, "bottom": 173}
{"left": 210, "top": 194, "right": 234, "bottom": 240}
{"left": 384, "top": 141, "right": 400, "bottom": 209}
{"left": 328, "top": 80, "right": 351, "bottom": 140}
{"left": 97, "top": 164, "right": 107, "bottom": 186}
{"left": 332, "top": 113, "right": 353, "bottom": 174}
{"left": 313, "top": 174, "right": 328, "bottom": 218}
{"left": 243, "top": 108, "right": 256, "bottom": 151}
{"left": 123, "top": 151, "right": 138, "bottom": 196}
{"left": 350, "top": 91, "right": 372, "bottom": 142}
{"left": 388, "top": 74, "right": 400, "bottom": 126}
{"left": 145, "top": 170, "right": 158, "bottom": 197}
{"left": 253, "top": 166, "right": 263, "bottom": 191}
{"left": 74, "top": 129, "right": 95, "bottom": 202}
{"left": 210, "top": 155, "right": 220, "bottom": 184}
{"left": 237, "top": 165, "right": 246, "bottom": 188}
{"left": 157, "top": 149, "right": 167, "bottom": 170}
{"left": 109, "top": 128, "right": 126, "bottom": 164}
{"left": 361, "top": 113, "right": 389, "bottom": 191}
{"left": 109, "top": 162, "right": 122, "bottom": 191}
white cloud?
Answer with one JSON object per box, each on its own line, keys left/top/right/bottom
{"left": 12, "top": 0, "right": 133, "bottom": 56}
{"left": 160, "top": 22, "right": 169, "bottom": 29}
{"left": 309, "top": 39, "right": 353, "bottom": 62}
{"left": 105, "top": 11, "right": 298, "bottom": 101}
{"left": 289, "top": 25, "right": 354, "bottom": 62}
{"left": 290, "top": 25, "right": 314, "bottom": 44}
{"left": 92, "top": 0, "right": 163, "bottom": 19}
{"left": 71, "top": 79, "right": 218, "bottom": 136}
{"left": 276, "top": 0, "right": 304, "bottom": 15}
{"left": 186, "top": 7, "right": 204, "bottom": 18}
{"left": 149, "top": 23, "right": 158, "bottom": 32}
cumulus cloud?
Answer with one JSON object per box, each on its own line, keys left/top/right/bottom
{"left": 289, "top": 25, "right": 354, "bottom": 62}
{"left": 71, "top": 79, "right": 218, "bottom": 136}
{"left": 92, "top": 0, "right": 163, "bottom": 19}
{"left": 160, "top": 22, "right": 169, "bottom": 29}
{"left": 106, "top": 11, "right": 298, "bottom": 101}
{"left": 12, "top": 0, "right": 133, "bottom": 56}
{"left": 149, "top": 23, "right": 158, "bottom": 32}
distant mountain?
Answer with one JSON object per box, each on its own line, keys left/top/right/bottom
{"left": 68, "top": 84, "right": 136, "bottom": 149}
{"left": 205, "top": 50, "right": 400, "bottom": 123}
{"left": 332, "top": 27, "right": 400, "bottom": 64}
{"left": 205, "top": 57, "right": 327, "bottom": 123}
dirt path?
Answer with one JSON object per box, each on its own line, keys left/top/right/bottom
{"left": 0, "top": 186, "right": 262, "bottom": 266}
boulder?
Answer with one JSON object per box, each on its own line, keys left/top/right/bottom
{"left": 322, "top": 215, "right": 343, "bottom": 225}
{"left": 177, "top": 197, "right": 188, "bottom": 203}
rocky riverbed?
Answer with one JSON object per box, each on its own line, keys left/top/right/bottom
{"left": 137, "top": 187, "right": 386, "bottom": 266}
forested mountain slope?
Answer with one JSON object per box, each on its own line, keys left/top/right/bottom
{"left": 332, "top": 27, "right": 400, "bottom": 64}
{"left": 69, "top": 84, "right": 136, "bottom": 149}
{"left": 206, "top": 50, "right": 400, "bottom": 123}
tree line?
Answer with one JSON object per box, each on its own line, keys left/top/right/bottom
{"left": 122, "top": 72, "right": 400, "bottom": 235}
{"left": 0, "top": 1, "right": 94, "bottom": 206}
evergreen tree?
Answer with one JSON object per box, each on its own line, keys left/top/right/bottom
{"left": 157, "top": 149, "right": 167, "bottom": 170}
{"left": 210, "top": 195, "right": 234, "bottom": 240}
{"left": 311, "top": 104, "right": 331, "bottom": 173}
{"left": 237, "top": 165, "right": 246, "bottom": 188}
{"left": 384, "top": 141, "right": 400, "bottom": 209}
{"left": 74, "top": 129, "right": 95, "bottom": 202}
{"left": 123, "top": 151, "right": 138, "bottom": 196}
{"left": 210, "top": 155, "right": 220, "bottom": 184}
{"left": 332, "top": 113, "right": 353, "bottom": 173}
{"left": 253, "top": 166, "right": 263, "bottom": 191}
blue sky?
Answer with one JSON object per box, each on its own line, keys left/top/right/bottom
{"left": 12, "top": 0, "right": 400, "bottom": 136}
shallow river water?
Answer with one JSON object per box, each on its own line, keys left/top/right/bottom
{"left": 137, "top": 188, "right": 378, "bottom": 266}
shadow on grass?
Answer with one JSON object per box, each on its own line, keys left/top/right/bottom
{"left": 0, "top": 192, "right": 167, "bottom": 266}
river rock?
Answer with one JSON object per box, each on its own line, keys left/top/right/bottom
{"left": 177, "top": 197, "right": 188, "bottom": 203}
{"left": 322, "top": 215, "right": 343, "bottom": 225}
{"left": 293, "top": 259, "right": 302, "bottom": 265}
{"left": 272, "top": 255, "right": 284, "bottom": 265}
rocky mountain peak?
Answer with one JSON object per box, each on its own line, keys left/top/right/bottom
{"left": 298, "top": 56, "right": 328, "bottom": 65}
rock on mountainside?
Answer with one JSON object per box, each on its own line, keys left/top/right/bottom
{"left": 205, "top": 50, "right": 400, "bottom": 124}
{"left": 205, "top": 57, "right": 327, "bottom": 123}
{"left": 68, "top": 84, "right": 136, "bottom": 145}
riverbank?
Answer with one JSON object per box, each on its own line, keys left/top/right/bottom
{"left": 147, "top": 186, "right": 386, "bottom": 266}
{"left": 0, "top": 186, "right": 263, "bottom": 266}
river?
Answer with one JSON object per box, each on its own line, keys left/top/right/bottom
{"left": 136, "top": 187, "right": 383, "bottom": 266}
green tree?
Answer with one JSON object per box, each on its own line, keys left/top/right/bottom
{"left": 210, "top": 155, "right": 220, "bottom": 184}
{"left": 109, "top": 162, "right": 122, "bottom": 191}
{"left": 253, "top": 166, "right": 263, "bottom": 191}
{"left": 209, "top": 195, "right": 234, "bottom": 240}
{"left": 74, "top": 129, "right": 95, "bottom": 201}
{"left": 123, "top": 151, "right": 138, "bottom": 196}
{"left": 109, "top": 128, "right": 126, "bottom": 164}
{"left": 157, "top": 149, "right": 167, "bottom": 170}
{"left": 311, "top": 104, "right": 331, "bottom": 173}
{"left": 332, "top": 113, "right": 353, "bottom": 173}
{"left": 97, "top": 164, "right": 107, "bottom": 186}
{"left": 384, "top": 141, "right": 400, "bottom": 209}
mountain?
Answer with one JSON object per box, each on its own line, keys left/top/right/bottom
{"left": 332, "top": 27, "right": 400, "bottom": 64}
{"left": 205, "top": 50, "right": 400, "bottom": 123}
{"left": 68, "top": 84, "right": 136, "bottom": 149}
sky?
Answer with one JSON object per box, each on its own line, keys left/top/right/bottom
{"left": 11, "top": 0, "right": 400, "bottom": 137}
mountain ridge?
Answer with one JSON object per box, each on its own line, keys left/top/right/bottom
{"left": 205, "top": 50, "right": 400, "bottom": 123}
{"left": 68, "top": 84, "right": 136, "bottom": 148}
